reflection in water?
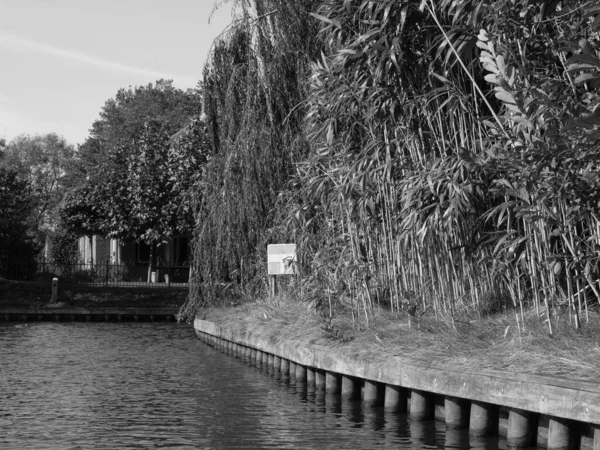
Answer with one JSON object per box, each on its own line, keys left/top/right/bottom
{"left": 0, "top": 322, "right": 502, "bottom": 449}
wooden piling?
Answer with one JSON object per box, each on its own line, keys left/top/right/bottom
{"left": 273, "top": 355, "right": 281, "bottom": 372}
{"left": 315, "top": 370, "right": 326, "bottom": 389}
{"left": 364, "top": 380, "right": 383, "bottom": 407}
{"left": 296, "top": 364, "right": 307, "bottom": 382}
{"left": 547, "top": 417, "right": 570, "bottom": 450}
{"left": 307, "top": 367, "right": 316, "bottom": 385}
{"left": 341, "top": 375, "right": 359, "bottom": 400}
{"left": 469, "top": 401, "right": 497, "bottom": 437}
{"left": 326, "top": 372, "right": 341, "bottom": 394}
{"left": 280, "top": 358, "right": 290, "bottom": 377}
{"left": 289, "top": 362, "right": 297, "bottom": 380}
{"left": 385, "top": 385, "right": 407, "bottom": 412}
{"left": 445, "top": 396, "right": 469, "bottom": 429}
{"left": 507, "top": 408, "right": 534, "bottom": 448}
{"left": 410, "top": 390, "right": 433, "bottom": 420}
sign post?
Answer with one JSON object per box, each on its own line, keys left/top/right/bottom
{"left": 267, "top": 244, "right": 297, "bottom": 297}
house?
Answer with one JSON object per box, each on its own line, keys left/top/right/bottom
{"left": 77, "top": 234, "right": 191, "bottom": 282}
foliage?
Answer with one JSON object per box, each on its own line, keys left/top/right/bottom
{"left": 281, "top": 0, "right": 600, "bottom": 332}
{"left": 48, "top": 226, "right": 79, "bottom": 267}
{"left": 60, "top": 80, "right": 205, "bottom": 245}
{"left": 0, "top": 133, "right": 75, "bottom": 246}
{"left": 180, "top": 0, "right": 322, "bottom": 318}
{"left": 0, "top": 168, "right": 40, "bottom": 267}
{"left": 474, "top": 1, "right": 600, "bottom": 332}
{"left": 183, "top": 0, "right": 600, "bottom": 335}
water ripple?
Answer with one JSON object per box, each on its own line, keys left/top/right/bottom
{"left": 0, "top": 322, "right": 500, "bottom": 449}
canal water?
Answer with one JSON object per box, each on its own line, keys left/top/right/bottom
{"left": 0, "top": 322, "right": 503, "bottom": 449}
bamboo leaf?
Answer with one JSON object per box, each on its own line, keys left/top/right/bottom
{"left": 566, "top": 53, "right": 600, "bottom": 68}
{"left": 495, "top": 90, "right": 516, "bottom": 104}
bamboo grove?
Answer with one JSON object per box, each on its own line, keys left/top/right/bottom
{"left": 180, "top": 0, "right": 600, "bottom": 334}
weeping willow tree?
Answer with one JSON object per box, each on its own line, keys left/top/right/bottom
{"left": 180, "top": 0, "right": 322, "bottom": 320}
{"left": 280, "top": 0, "right": 600, "bottom": 332}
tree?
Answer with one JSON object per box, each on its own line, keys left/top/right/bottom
{"left": 0, "top": 168, "right": 40, "bottom": 273}
{"left": 179, "top": 0, "right": 322, "bottom": 318}
{"left": 60, "top": 80, "right": 205, "bottom": 273}
{"left": 0, "top": 133, "right": 75, "bottom": 249}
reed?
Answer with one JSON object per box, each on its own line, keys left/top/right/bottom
{"left": 184, "top": 0, "right": 600, "bottom": 341}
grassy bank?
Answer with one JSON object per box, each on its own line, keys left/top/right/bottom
{"left": 201, "top": 293, "right": 600, "bottom": 383}
{"left": 0, "top": 278, "right": 186, "bottom": 309}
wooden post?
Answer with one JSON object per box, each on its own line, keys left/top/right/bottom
{"left": 280, "top": 358, "right": 290, "bottom": 377}
{"left": 410, "top": 390, "right": 433, "bottom": 420}
{"left": 445, "top": 396, "right": 469, "bottom": 429}
{"left": 166, "top": 260, "right": 171, "bottom": 287}
{"left": 364, "top": 380, "right": 383, "bottom": 407}
{"left": 315, "top": 370, "right": 326, "bottom": 390}
{"left": 385, "top": 385, "right": 407, "bottom": 412}
{"left": 296, "top": 364, "right": 307, "bottom": 382}
{"left": 469, "top": 401, "right": 497, "bottom": 437}
{"left": 326, "top": 372, "right": 341, "bottom": 394}
{"left": 593, "top": 426, "right": 600, "bottom": 450}
{"left": 507, "top": 408, "right": 534, "bottom": 447}
{"left": 341, "top": 375, "right": 359, "bottom": 400}
{"left": 547, "top": 417, "right": 570, "bottom": 450}
{"left": 50, "top": 277, "right": 58, "bottom": 303}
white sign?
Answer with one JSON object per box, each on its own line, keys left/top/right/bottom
{"left": 267, "top": 244, "right": 297, "bottom": 275}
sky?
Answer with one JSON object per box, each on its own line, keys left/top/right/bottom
{"left": 0, "top": 0, "right": 236, "bottom": 146}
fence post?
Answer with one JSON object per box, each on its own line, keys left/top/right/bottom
{"left": 50, "top": 277, "right": 58, "bottom": 303}
{"left": 166, "top": 260, "right": 171, "bottom": 288}
{"left": 105, "top": 258, "right": 109, "bottom": 286}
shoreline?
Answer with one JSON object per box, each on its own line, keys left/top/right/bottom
{"left": 194, "top": 317, "right": 600, "bottom": 449}
{"left": 0, "top": 305, "right": 179, "bottom": 322}
{"left": 0, "top": 279, "right": 186, "bottom": 321}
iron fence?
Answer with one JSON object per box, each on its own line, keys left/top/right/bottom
{"left": 0, "top": 259, "right": 190, "bottom": 289}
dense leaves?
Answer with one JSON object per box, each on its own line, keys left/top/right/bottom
{"left": 0, "top": 133, "right": 75, "bottom": 247}
{"left": 180, "top": 0, "right": 322, "bottom": 318}
{"left": 60, "top": 80, "right": 205, "bottom": 245}
{"left": 0, "top": 168, "right": 40, "bottom": 266}
{"left": 127, "top": 1, "right": 598, "bottom": 333}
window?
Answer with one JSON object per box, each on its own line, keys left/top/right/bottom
{"left": 137, "top": 242, "right": 151, "bottom": 263}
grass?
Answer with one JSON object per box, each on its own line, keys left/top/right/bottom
{"left": 201, "top": 292, "right": 600, "bottom": 382}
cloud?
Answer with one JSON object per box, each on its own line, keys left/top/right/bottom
{"left": 0, "top": 31, "right": 198, "bottom": 88}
